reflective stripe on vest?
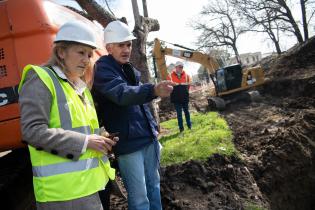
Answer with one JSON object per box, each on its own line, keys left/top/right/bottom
{"left": 33, "top": 156, "right": 109, "bottom": 177}
{"left": 44, "top": 67, "right": 92, "bottom": 132}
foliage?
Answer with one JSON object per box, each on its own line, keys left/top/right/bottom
{"left": 159, "top": 112, "right": 236, "bottom": 166}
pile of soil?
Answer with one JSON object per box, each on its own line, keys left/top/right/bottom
{"left": 110, "top": 36, "right": 315, "bottom": 209}
{"left": 223, "top": 80, "right": 315, "bottom": 209}
{"left": 161, "top": 155, "right": 269, "bottom": 210}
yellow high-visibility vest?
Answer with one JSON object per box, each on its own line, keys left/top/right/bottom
{"left": 19, "top": 65, "right": 115, "bottom": 202}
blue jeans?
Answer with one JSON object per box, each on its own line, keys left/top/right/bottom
{"left": 117, "top": 141, "right": 162, "bottom": 210}
{"left": 174, "top": 102, "right": 191, "bottom": 131}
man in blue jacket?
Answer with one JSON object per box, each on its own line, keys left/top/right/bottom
{"left": 92, "top": 20, "right": 174, "bottom": 210}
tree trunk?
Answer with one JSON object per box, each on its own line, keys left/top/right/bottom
{"left": 75, "top": 0, "right": 116, "bottom": 26}
{"left": 277, "top": 0, "right": 304, "bottom": 43}
{"left": 266, "top": 23, "right": 282, "bottom": 54}
{"left": 142, "top": 0, "right": 148, "bottom": 17}
{"left": 267, "top": 29, "right": 282, "bottom": 54}
{"left": 130, "top": 0, "right": 159, "bottom": 82}
{"left": 300, "top": 0, "right": 309, "bottom": 40}
{"left": 273, "top": 39, "right": 282, "bottom": 54}
{"left": 130, "top": 0, "right": 160, "bottom": 125}
{"left": 130, "top": 26, "right": 150, "bottom": 83}
{"left": 233, "top": 45, "right": 241, "bottom": 64}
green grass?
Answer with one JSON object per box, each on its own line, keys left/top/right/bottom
{"left": 244, "top": 203, "right": 268, "bottom": 210}
{"left": 159, "top": 112, "right": 237, "bottom": 166}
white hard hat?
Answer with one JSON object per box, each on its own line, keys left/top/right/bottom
{"left": 104, "top": 20, "right": 136, "bottom": 44}
{"left": 54, "top": 20, "right": 98, "bottom": 49}
{"left": 175, "top": 61, "right": 184, "bottom": 67}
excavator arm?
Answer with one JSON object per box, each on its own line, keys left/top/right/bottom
{"left": 153, "top": 38, "right": 220, "bottom": 80}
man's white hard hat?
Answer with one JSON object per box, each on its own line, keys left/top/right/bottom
{"left": 54, "top": 20, "right": 98, "bottom": 49}
{"left": 104, "top": 20, "right": 136, "bottom": 44}
{"left": 175, "top": 61, "right": 184, "bottom": 67}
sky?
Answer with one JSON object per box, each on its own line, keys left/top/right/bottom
{"left": 53, "top": 0, "right": 313, "bottom": 75}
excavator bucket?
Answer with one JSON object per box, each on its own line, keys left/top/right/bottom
{"left": 207, "top": 97, "right": 226, "bottom": 111}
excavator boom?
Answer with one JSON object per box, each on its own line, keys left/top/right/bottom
{"left": 153, "top": 38, "right": 220, "bottom": 80}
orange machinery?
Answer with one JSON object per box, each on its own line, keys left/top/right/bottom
{"left": 0, "top": 1, "right": 106, "bottom": 208}
{"left": 0, "top": 0, "right": 106, "bottom": 151}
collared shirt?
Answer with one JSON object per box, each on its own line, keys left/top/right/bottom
{"left": 51, "top": 66, "right": 89, "bottom": 154}
{"left": 52, "top": 66, "right": 87, "bottom": 96}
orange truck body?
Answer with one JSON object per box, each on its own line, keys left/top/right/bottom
{"left": 0, "top": 0, "right": 106, "bottom": 151}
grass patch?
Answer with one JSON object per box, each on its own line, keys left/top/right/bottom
{"left": 159, "top": 112, "right": 236, "bottom": 166}
{"left": 244, "top": 202, "right": 268, "bottom": 210}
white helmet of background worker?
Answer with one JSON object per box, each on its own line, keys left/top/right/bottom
{"left": 54, "top": 20, "right": 98, "bottom": 49}
{"left": 104, "top": 20, "right": 136, "bottom": 44}
{"left": 175, "top": 61, "right": 184, "bottom": 67}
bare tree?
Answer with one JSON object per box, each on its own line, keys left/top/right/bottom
{"left": 256, "top": 0, "right": 314, "bottom": 42}
{"left": 272, "top": 0, "right": 304, "bottom": 42}
{"left": 231, "top": 0, "right": 283, "bottom": 54}
{"left": 192, "top": 0, "right": 247, "bottom": 63}
{"left": 231, "top": 0, "right": 315, "bottom": 53}
{"left": 300, "top": 0, "right": 315, "bottom": 40}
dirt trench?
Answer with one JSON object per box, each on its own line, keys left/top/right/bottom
{"left": 225, "top": 75, "right": 315, "bottom": 210}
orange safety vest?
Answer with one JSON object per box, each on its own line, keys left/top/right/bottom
{"left": 167, "top": 69, "right": 191, "bottom": 103}
{"left": 167, "top": 69, "right": 191, "bottom": 86}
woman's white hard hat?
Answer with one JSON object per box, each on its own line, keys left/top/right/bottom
{"left": 54, "top": 20, "right": 98, "bottom": 49}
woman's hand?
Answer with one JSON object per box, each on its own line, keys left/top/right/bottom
{"left": 87, "top": 134, "right": 118, "bottom": 154}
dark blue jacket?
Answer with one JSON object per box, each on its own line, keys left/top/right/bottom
{"left": 92, "top": 55, "right": 158, "bottom": 155}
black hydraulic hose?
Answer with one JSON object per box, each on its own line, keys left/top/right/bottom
{"left": 152, "top": 57, "right": 158, "bottom": 79}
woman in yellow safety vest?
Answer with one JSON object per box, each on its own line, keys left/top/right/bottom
{"left": 18, "top": 20, "right": 117, "bottom": 210}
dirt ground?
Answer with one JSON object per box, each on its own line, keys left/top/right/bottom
{"left": 110, "top": 37, "right": 315, "bottom": 210}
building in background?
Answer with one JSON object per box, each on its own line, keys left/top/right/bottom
{"left": 228, "top": 52, "right": 262, "bottom": 66}
{"left": 208, "top": 49, "right": 230, "bottom": 67}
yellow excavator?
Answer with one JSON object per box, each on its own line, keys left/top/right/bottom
{"left": 152, "top": 38, "right": 265, "bottom": 110}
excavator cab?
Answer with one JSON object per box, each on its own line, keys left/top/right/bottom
{"left": 215, "top": 64, "right": 243, "bottom": 92}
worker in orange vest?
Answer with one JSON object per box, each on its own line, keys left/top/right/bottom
{"left": 167, "top": 61, "right": 192, "bottom": 132}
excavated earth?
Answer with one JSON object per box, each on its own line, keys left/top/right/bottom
{"left": 110, "top": 37, "right": 315, "bottom": 209}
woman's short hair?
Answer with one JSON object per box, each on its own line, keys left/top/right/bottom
{"left": 44, "top": 42, "right": 73, "bottom": 70}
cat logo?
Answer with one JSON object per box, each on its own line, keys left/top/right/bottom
{"left": 0, "top": 93, "right": 8, "bottom": 106}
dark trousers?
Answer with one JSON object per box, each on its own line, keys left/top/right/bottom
{"left": 174, "top": 102, "right": 191, "bottom": 131}
{"left": 99, "top": 181, "right": 112, "bottom": 210}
